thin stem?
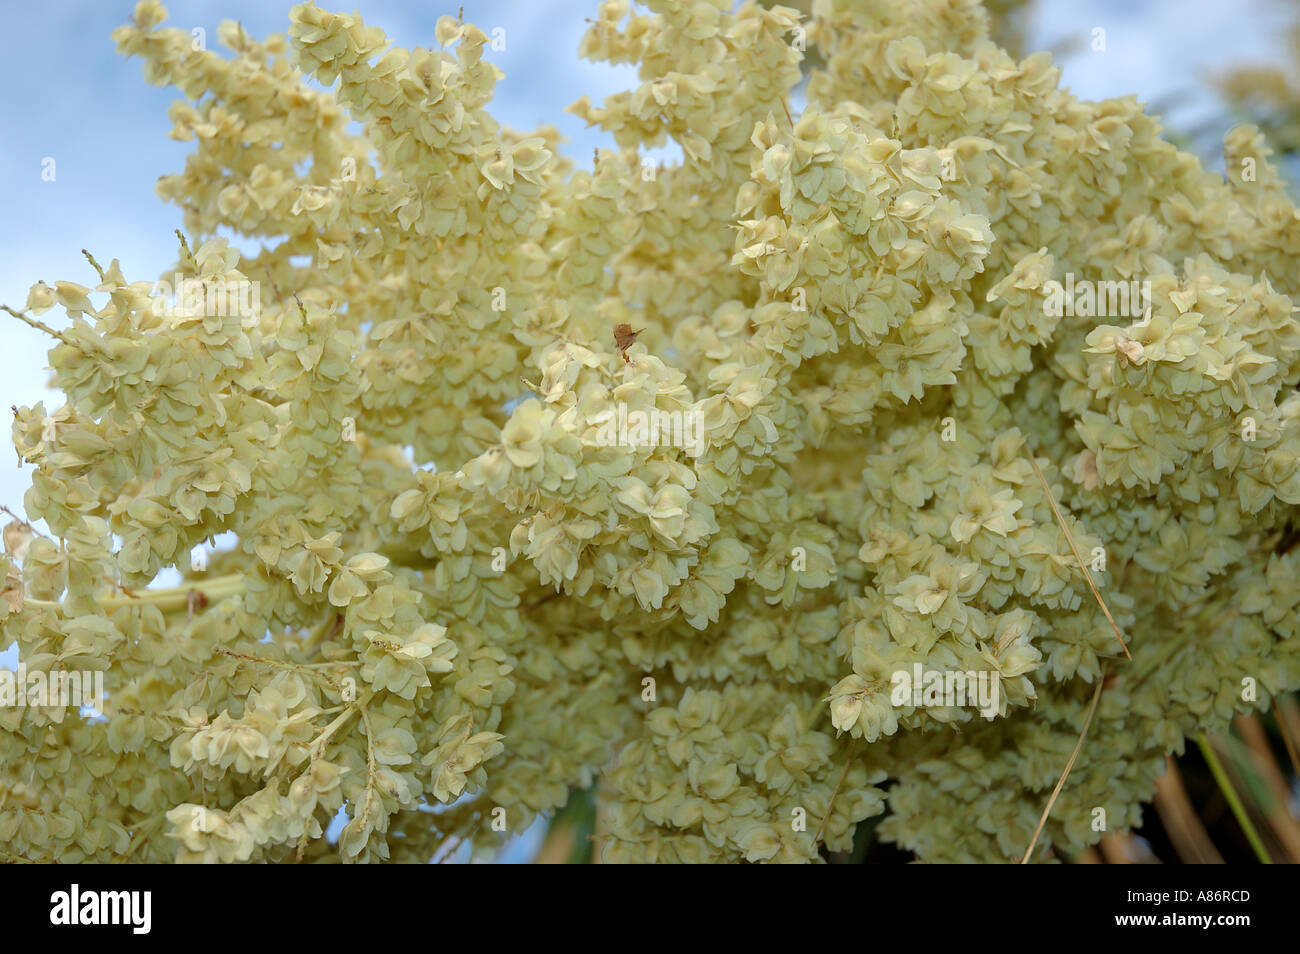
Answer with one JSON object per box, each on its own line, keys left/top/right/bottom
{"left": 310, "top": 707, "right": 358, "bottom": 759}
{"left": 215, "top": 646, "right": 346, "bottom": 691}
{"left": 355, "top": 697, "right": 380, "bottom": 839}
{"left": 1, "top": 304, "right": 69, "bottom": 344}
{"left": 0, "top": 504, "right": 46, "bottom": 538}
{"left": 1026, "top": 451, "right": 1131, "bottom": 660}
{"left": 813, "top": 737, "right": 858, "bottom": 848}
{"left": 81, "top": 249, "right": 106, "bottom": 283}
{"left": 1197, "top": 732, "right": 1272, "bottom": 864}
{"left": 1022, "top": 675, "right": 1105, "bottom": 863}
{"left": 24, "top": 573, "right": 244, "bottom": 614}
{"left": 175, "top": 229, "right": 197, "bottom": 270}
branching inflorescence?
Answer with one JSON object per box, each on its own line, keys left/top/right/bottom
{"left": 3, "top": 0, "right": 1300, "bottom": 863}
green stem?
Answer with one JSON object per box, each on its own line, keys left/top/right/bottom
{"left": 1197, "top": 732, "right": 1272, "bottom": 864}
{"left": 25, "top": 573, "right": 244, "bottom": 614}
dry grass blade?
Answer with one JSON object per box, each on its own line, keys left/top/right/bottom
{"left": 1197, "top": 733, "right": 1272, "bottom": 864}
{"left": 1026, "top": 452, "right": 1131, "bottom": 660}
{"left": 1234, "top": 714, "right": 1300, "bottom": 862}
{"left": 1021, "top": 674, "right": 1105, "bottom": 863}
{"left": 1153, "top": 755, "right": 1224, "bottom": 863}
{"left": 1276, "top": 698, "right": 1300, "bottom": 784}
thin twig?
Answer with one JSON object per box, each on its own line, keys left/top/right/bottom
{"left": 81, "top": 249, "right": 106, "bottom": 282}
{"left": 174, "top": 229, "right": 196, "bottom": 270}
{"left": 0, "top": 505, "right": 46, "bottom": 538}
{"left": 1, "top": 304, "right": 69, "bottom": 344}
{"left": 1021, "top": 675, "right": 1105, "bottom": 863}
{"left": 1026, "top": 452, "right": 1131, "bottom": 660}
{"left": 813, "top": 737, "right": 859, "bottom": 848}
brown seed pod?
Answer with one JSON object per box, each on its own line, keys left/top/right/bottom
{"left": 613, "top": 322, "right": 643, "bottom": 363}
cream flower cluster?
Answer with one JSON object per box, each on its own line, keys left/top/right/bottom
{"left": 3, "top": 0, "right": 1300, "bottom": 864}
